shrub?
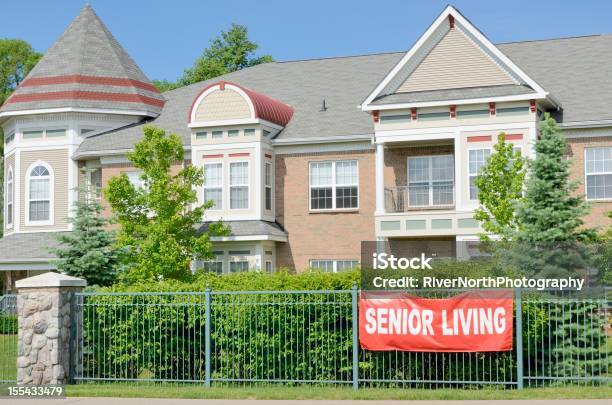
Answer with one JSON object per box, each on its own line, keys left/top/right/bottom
{"left": 0, "top": 314, "right": 17, "bottom": 334}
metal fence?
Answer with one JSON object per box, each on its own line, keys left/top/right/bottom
{"left": 71, "top": 288, "right": 611, "bottom": 388}
{"left": 0, "top": 295, "right": 17, "bottom": 383}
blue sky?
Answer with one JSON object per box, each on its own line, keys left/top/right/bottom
{"left": 1, "top": 1, "right": 609, "bottom": 81}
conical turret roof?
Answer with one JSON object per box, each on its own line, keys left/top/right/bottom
{"left": 0, "top": 5, "right": 164, "bottom": 117}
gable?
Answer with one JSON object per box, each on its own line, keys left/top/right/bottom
{"left": 396, "top": 27, "right": 515, "bottom": 93}
{"left": 194, "top": 89, "right": 252, "bottom": 122}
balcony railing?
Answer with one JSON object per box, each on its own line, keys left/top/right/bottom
{"left": 384, "top": 184, "right": 455, "bottom": 212}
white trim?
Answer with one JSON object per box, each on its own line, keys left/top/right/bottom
{"left": 363, "top": 94, "right": 547, "bottom": 111}
{"left": 375, "top": 121, "right": 534, "bottom": 142}
{"left": 211, "top": 234, "right": 288, "bottom": 242}
{"left": 272, "top": 134, "right": 373, "bottom": 145}
{"left": 0, "top": 263, "right": 57, "bottom": 271}
{"left": 361, "top": 5, "right": 551, "bottom": 110}
{"left": 25, "top": 160, "right": 55, "bottom": 226}
{"left": 560, "top": 120, "right": 612, "bottom": 129}
{"left": 275, "top": 141, "right": 373, "bottom": 155}
{"left": 189, "top": 118, "right": 283, "bottom": 131}
{"left": 375, "top": 143, "right": 385, "bottom": 214}
{"left": 5, "top": 166, "right": 14, "bottom": 229}
{"left": 584, "top": 146, "right": 612, "bottom": 201}
{"left": 0, "top": 107, "right": 157, "bottom": 119}
{"left": 14, "top": 149, "right": 20, "bottom": 232}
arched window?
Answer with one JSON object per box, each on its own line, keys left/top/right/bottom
{"left": 6, "top": 167, "right": 13, "bottom": 227}
{"left": 27, "top": 163, "right": 53, "bottom": 223}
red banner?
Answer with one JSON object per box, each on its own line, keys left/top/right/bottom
{"left": 359, "top": 290, "right": 514, "bottom": 352}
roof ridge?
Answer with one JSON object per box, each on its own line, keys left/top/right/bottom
{"left": 496, "top": 34, "right": 608, "bottom": 45}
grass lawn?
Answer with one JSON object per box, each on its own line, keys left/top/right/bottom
{"left": 0, "top": 334, "right": 17, "bottom": 382}
{"left": 67, "top": 384, "right": 612, "bottom": 400}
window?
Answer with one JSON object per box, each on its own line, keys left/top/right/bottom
{"left": 408, "top": 155, "right": 454, "bottom": 207}
{"left": 4, "top": 132, "right": 15, "bottom": 144}
{"left": 380, "top": 114, "right": 411, "bottom": 123}
{"left": 310, "top": 259, "right": 359, "bottom": 273}
{"left": 456, "top": 109, "right": 489, "bottom": 119}
{"left": 203, "top": 163, "right": 223, "bottom": 209}
{"left": 28, "top": 164, "right": 52, "bottom": 222}
{"left": 244, "top": 129, "right": 255, "bottom": 136}
{"left": 23, "top": 130, "right": 43, "bottom": 140}
{"left": 497, "top": 106, "right": 529, "bottom": 116}
{"left": 46, "top": 129, "right": 66, "bottom": 137}
{"left": 6, "top": 168, "right": 13, "bottom": 227}
{"left": 212, "top": 131, "right": 223, "bottom": 139}
{"left": 265, "top": 261, "right": 272, "bottom": 273}
{"left": 586, "top": 147, "right": 612, "bottom": 200}
{"left": 196, "top": 251, "right": 224, "bottom": 274}
{"left": 417, "top": 111, "right": 449, "bottom": 121}
{"left": 195, "top": 131, "right": 207, "bottom": 140}
{"left": 126, "top": 171, "right": 145, "bottom": 189}
{"left": 309, "top": 160, "right": 358, "bottom": 210}
{"left": 230, "top": 162, "right": 249, "bottom": 209}
{"left": 85, "top": 168, "right": 102, "bottom": 201}
{"left": 228, "top": 130, "right": 239, "bottom": 137}
{"left": 265, "top": 162, "right": 272, "bottom": 210}
{"left": 230, "top": 261, "right": 249, "bottom": 273}
{"left": 468, "top": 149, "right": 491, "bottom": 200}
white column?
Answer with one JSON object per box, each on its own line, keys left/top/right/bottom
{"left": 453, "top": 132, "right": 463, "bottom": 211}
{"left": 375, "top": 142, "right": 385, "bottom": 214}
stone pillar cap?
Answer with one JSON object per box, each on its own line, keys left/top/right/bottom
{"left": 16, "top": 272, "right": 87, "bottom": 288}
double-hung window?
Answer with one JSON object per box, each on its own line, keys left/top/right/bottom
{"left": 204, "top": 163, "right": 223, "bottom": 209}
{"left": 265, "top": 162, "right": 272, "bottom": 210}
{"left": 468, "top": 149, "right": 491, "bottom": 200}
{"left": 28, "top": 164, "right": 51, "bottom": 222}
{"left": 586, "top": 147, "right": 612, "bottom": 200}
{"left": 309, "top": 160, "right": 358, "bottom": 210}
{"left": 310, "top": 259, "right": 359, "bottom": 273}
{"left": 230, "top": 162, "right": 249, "bottom": 209}
{"left": 407, "top": 155, "right": 454, "bottom": 207}
{"left": 6, "top": 168, "right": 13, "bottom": 227}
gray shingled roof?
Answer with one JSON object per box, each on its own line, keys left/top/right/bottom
{"left": 0, "top": 5, "right": 164, "bottom": 117}
{"left": 197, "top": 221, "right": 287, "bottom": 238}
{"left": 0, "top": 232, "right": 68, "bottom": 262}
{"left": 75, "top": 34, "right": 612, "bottom": 155}
{"left": 371, "top": 84, "right": 536, "bottom": 105}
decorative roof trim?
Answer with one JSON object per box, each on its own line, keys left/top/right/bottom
{"left": 4, "top": 91, "right": 165, "bottom": 107}
{"left": 189, "top": 81, "right": 293, "bottom": 127}
{"left": 20, "top": 74, "right": 160, "bottom": 93}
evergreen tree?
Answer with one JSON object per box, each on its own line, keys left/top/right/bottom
{"left": 474, "top": 133, "right": 526, "bottom": 240}
{"left": 52, "top": 172, "right": 120, "bottom": 286}
{"left": 515, "top": 114, "right": 595, "bottom": 242}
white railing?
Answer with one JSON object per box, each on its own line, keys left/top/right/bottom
{"left": 384, "top": 184, "right": 455, "bottom": 212}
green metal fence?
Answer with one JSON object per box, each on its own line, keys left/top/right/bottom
{"left": 70, "top": 288, "right": 611, "bottom": 388}
{"left": 0, "top": 294, "right": 17, "bottom": 383}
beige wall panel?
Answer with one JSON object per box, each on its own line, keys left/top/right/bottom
{"left": 20, "top": 149, "right": 69, "bottom": 231}
{"left": 397, "top": 28, "right": 514, "bottom": 93}
{"left": 194, "top": 89, "right": 251, "bottom": 122}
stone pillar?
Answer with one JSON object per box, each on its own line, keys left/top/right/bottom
{"left": 16, "top": 272, "right": 86, "bottom": 385}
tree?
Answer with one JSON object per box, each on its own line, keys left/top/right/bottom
{"left": 178, "top": 24, "right": 273, "bottom": 86}
{"left": 474, "top": 133, "right": 526, "bottom": 240}
{"left": 0, "top": 39, "right": 41, "bottom": 106}
{"left": 514, "top": 113, "right": 596, "bottom": 242}
{"left": 51, "top": 173, "right": 120, "bottom": 286}
{"left": 104, "top": 125, "right": 228, "bottom": 282}
{"left": 151, "top": 79, "right": 181, "bottom": 93}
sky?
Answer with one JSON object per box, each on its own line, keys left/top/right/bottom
{"left": 1, "top": 0, "right": 610, "bottom": 82}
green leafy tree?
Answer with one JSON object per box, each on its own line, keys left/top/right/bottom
{"left": 179, "top": 24, "right": 273, "bottom": 85}
{"left": 515, "top": 114, "right": 596, "bottom": 242}
{"left": 151, "top": 79, "right": 181, "bottom": 93}
{"left": 474, "top": 133, "right": 526, "bottom": 240}
{"left": 104, "top": 125, "right": 228, "bottom": 282}
{"left": 51, "top": 173, "right": 120, "bottom": 286}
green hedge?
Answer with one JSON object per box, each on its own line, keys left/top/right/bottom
{"left": 0, "top": 314, "right": 17, "bottom": 335}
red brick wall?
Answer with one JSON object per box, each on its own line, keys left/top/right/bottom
{"left": 567, "top": 137, "right": 612, "bottom": 230}
{"left": 275, "top": 150, "right": 376, "bottom": 272}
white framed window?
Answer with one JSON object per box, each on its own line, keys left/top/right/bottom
{"left": 195, "top": 251, "right": 224, "bottom": 274}
{"left": 26, "top": 162, "right": 53, "bottom": 224}
{"left": 6, "top": 167, "right": 13, "bottom": 227}
{"left": 309, "top": 160, "right": 358, "bottom": 210}
{"left": 230, "top": 162, "right": 249, "bottom": 209}
{"left": 407, "top": 155, "right": 454, "bottom": 207}
{"left": 203, "top": 163, "right": 223, "bottom": 209}
{"left": 265, "top": 260, "right": 272, "bottom": 273}
{"left": 265, "top": 162, "right": 272, "bottom": 211}
{"left": 585, "top": 147, "right": 612, "bottom": 200}
{"left": 309, "top": 259, "right": 359, "bottom": 273}
{"left": 468, "top": 149, "right": 491, "bottom": 201}
{"left": 125, "top": 171, "right": 145, "bottom": 189}
{"left": 230, "top": 261, "right": 249, "bottom": 273}
{"left": 85, "top": 168, "right": 102, "bottom": 201}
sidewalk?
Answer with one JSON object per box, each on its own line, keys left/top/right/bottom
{"left": 2, "top": 399, "right": 611, "bottom": 405}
